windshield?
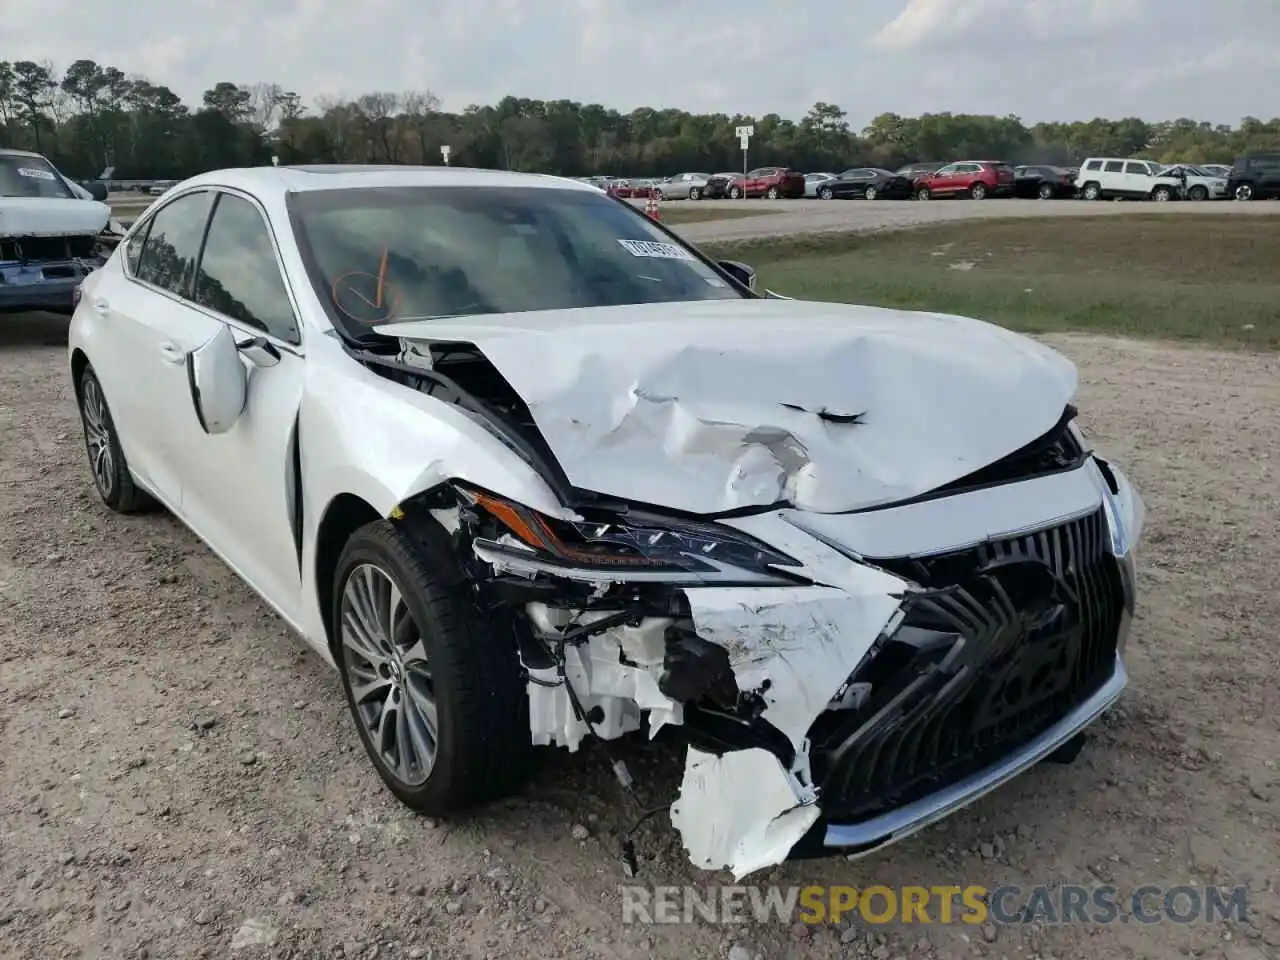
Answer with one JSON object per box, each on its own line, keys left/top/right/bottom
{"left": 0, "top": 154, "right": 74, "bottom": 199}
{"left": 288, "top": 185, "right": 747, "bottom": 331}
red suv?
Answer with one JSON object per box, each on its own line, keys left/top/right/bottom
{"left": 743, "top": 166, "right": 805, "bottom": 198}
{"left": 914, "top": 161, "right": 1016, "bottom": 200}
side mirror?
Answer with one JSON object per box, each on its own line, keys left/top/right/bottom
{"left": 86, "top": 181, "right": 109, "bottom": 202}
{"left": 187, "top": 325, "right": 247, "bottom": 434}
{"left": 718, "top": 259, "right": 757, "bottom": 291}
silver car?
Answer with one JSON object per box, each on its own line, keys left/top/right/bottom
{"left": 657, "top": 172, "right": 711, "bottom": 200}
{"left": 804, "top": 172, "right": 836, "bottom": 198}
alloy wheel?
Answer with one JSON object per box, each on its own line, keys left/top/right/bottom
{"left": 1038, "top": 183, "right": 1053, "bottom": 199}
{"left": 864, "top": 186, "right": 878, "bottom": 200}
{"left": 1235, "top": 184, "right": 1253, "bottom": 201}
{"left": 819, "top": 186, "right": 833, "bottom": 200}
{"left": 340, "top": 563, "right": 438, "bottom": 787}
{"left": 80, "top": 376, "right": 115, "bottom": 500}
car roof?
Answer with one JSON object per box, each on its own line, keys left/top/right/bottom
{"left": 0, "top": 148, "right": 46, "bottom": 159}
{"left": 175, "top": 164, "right": 598, "bottom": 197}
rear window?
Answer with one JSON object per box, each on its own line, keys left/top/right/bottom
{"left": 0, "top": 154, "right": 74, "bottom": 199}
{"left": 288, "top": 185, "right": 747, "bottom": 338}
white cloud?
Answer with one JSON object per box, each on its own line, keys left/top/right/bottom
{"left": 1, "top": 0, "right": 1276, "bottom": 126}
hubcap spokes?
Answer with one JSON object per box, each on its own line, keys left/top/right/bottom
{"left": 82, "top": 380, "right": 114, "bottom": 497}
{"left": 340, "top": 563, "right": 438, "bottom": 785}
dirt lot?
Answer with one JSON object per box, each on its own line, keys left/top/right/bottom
{"left": 1, "top": 314, "right": 1277, "bottom": 960}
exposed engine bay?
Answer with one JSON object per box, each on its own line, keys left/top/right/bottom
{"left": 346, "top": 324, "right": 1144, "bottom": 878}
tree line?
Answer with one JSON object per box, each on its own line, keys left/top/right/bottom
{"left": 2, "top": 58, "right": 1278, "bottom": 181}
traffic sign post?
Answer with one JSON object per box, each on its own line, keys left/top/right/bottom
{"left": 735, "top": 125, "right": 754, "bottom": 198}
{"left": 441, "top": 145, "right": 451, "bottom": 166}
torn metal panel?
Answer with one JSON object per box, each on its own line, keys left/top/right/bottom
{"left": 379, "top": 298, "right": 1077, "bottom": 515}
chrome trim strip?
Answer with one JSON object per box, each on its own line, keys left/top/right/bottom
{"left": 823, "top": 655, "right": 1128, "bottom": 854}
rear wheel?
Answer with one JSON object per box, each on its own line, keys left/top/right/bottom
{"left": 689, "top": 187, "right": 702, "bottom": 200}
{"left": 334, "top": 519, "right": 533, "bottom": 815}
{"left": 1151, "top": 186, "right": 1172, "bottom": 202}
{"left": 766, "top": 185, "right": 780, "bottom": 199}
{"left": 77, "top": 367, "right": 152, "bottom": 513}
{"left": 729, "top": 185, "right": 742, "bottom": 199}
{"left": 969, "top": 182, "right": 987, "bottom": 200}
{"left": 818, "top": 185, "right": 834, "bottom": 200}
{"left": 1188, "top": 185, "right": 1208, "bottom": 201}
{"left": 864, "top": 185, "right": 878, "bottom": 200}
{"left": 1038, "top": 182, "right": 1054, "bottom": 200}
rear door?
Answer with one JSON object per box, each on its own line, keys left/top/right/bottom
{"left": 92, "top": 188, "right": 217, "bottom": 504}
{"left": 1122, "top": 161, "right": 1151, "bottom": 197}
{"left": 1255, "top": 154, "right": 1280, "bottom": 193}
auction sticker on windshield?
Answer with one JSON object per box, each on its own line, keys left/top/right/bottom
{"left": 17, "top": 167, "right": 56, "bottom": 180}
{"left": 617, "top": 239, "right": 695, "bottom": 260}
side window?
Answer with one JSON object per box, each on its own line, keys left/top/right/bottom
{"left": 1124, "top": 162, "right": 1148, "bottom": 175}
{"left": 935, "top": 164, "right": 956, "bottom": 176}
{"left": 1084, "top": 160, "right": 1102, "bottom": 171}
{"left": 124, "top": 219, "right": 152, "bottom": 274}
{"left": 1103, "top": 161, "right": 1124, "bottom": 173}
{"left": 194, "top": 193, "right": 299, "bottom": 344}
{"left": 134, "top": 191, "right": 215, "bottom": 296}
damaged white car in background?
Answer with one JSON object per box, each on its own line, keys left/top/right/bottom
{"left": 68, "top": 165, "right": 1144, "bottom": 879}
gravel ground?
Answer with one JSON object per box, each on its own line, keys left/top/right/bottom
{"left": 1, "top": 315, "right": 1277, "bottom": 960}
{"left": 657, "top": 197, "right": 1280, "bottom": 243}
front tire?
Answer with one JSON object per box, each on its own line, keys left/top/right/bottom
{"left": 1235, "top": 184, "right": 1254, "bottom": 201}
{"left": 334, "top": 520, "right": 532, "bottom": 815}
{"left": 916, "top": 187, "right": 931, "bottom": 200}
{"left": 1038, "top": 183, "right": 1054, "bottom": 200}
{"left": 969, "top": 182, "right": 987, "bottom": 200}
{"left": 77, "top": 367, "right": 152, "bottom": 513}
{"left": 729, "top": 185, "right": 742, "bottom": 199}
{"left": 689, "top": 187, "right": 702, "bottom": 200}
{"left": 1082, "top": 182, "right": 1102, "bottom": 201}
{"left": 766, "top": 186, "right": 780, "bottom": 199}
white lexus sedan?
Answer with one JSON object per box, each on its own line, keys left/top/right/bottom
{"left": 69, "top": 165, "right": 1144, "bottom": 879}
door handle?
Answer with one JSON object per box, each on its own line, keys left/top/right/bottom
{"left": 158, "top": 342, "right": 184, "bottom": 364}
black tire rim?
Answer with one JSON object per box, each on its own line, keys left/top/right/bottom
{"left": 340, "top": 562, "right": 438, "bottom": 787}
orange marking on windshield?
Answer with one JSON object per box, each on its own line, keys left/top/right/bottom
{"left": 375, "top": 245, "right": 389, "bottom": 308}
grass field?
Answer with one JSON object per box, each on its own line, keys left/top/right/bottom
{"left": 703, "top": 215, "right": 1280, "bottom": 347}
{"left": 653, "top": 205, "right": 780, "bottom": 225}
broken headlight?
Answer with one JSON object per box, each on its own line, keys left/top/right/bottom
{"left": 460, "top": 488, "right": 802, "bottom": 585}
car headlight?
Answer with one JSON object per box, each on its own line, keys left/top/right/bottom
{"left": 460, "top": 488, "right": 802, "bottom": 585}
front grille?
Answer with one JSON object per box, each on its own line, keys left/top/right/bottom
{"left": 810, "top": 506, "right": 1124, "bottom": 823}
{"left": 0, "top": 235, "right": 97, "bottom": 262}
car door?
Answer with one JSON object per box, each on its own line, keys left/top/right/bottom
{"left": 170, "top": 188, "right": 307, "bottom": 622}
{"left": 1122, "top": 161, "right": 1151, "bottom": 197}
{"left": 929, "top": 164, "right": 958, "bottom": 195}
{"left": 89, "top": 188, "right": 217, "bottom": 505}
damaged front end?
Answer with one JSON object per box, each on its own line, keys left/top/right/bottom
{"left": 0, "top": 233, "right": 109, "bottom": 315}
{"left": 392, "top": 436, "right": 1142, "bottom": 881}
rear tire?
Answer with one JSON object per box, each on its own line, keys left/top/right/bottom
{"left": 1151, "top": 186, "right": 1172, "bottom": 202}
{"left": 818, "top": 185, "right": 834, "bottom": 200}
{"left": 1038, "top": 183, "right": 1054, "bottom": 200}
{"left": 1188, "top": 185, "right": 1207, "bottom": 201}
{"left": 77, "top": 367, "right": 153, "bottom": 514}
{"left": 766, "top": 186, "right": 779, "bottom": 199}
{"left": 864, "top": 185, "right": 879, "bottom": 200}
{"left": 333, "top": 519, "right": 533, "bottom": 815}
{"left": 689, "top": 187, "right": 702, "bottom": 200}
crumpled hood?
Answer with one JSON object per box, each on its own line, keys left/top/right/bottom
{"left": 381, "top": 299, "right": 1077, "bottom": 514}
{"left": 0, "top": 196, "right": 110, "bottom": 240}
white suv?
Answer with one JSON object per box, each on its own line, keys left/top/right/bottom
{"left": 1075, "top": 158, "right": 1182, "bottom": 201}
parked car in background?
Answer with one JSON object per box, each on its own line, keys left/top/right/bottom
{"left": 1075, "top": 159, "right": 1182, "bottom": 201}
{"left": 703, "top": 172, "right": 746, "bottom": 199}
{"left": 1226, "top": 152, "right": 1280, "bottom": 201}
{"left": 1157, "top": 164, "right": 1228, "bottom": 200}
{"left": 740, "top": 167, "right": 805, "bottom": 199}
{"left": 804, "top": 172, "right": 836, "bottom": 198}
{"left": 896, "top": 161, "right": 946, "bottom": 181}
{"left": 1013, "top": 165, "right": 1077, "bottom": 199}
{"left": 817, "top": 168, "right": 914, "bottom": 200}
{"left": 1200, "top": 163, "right": 1231, "bottom": 178}
{"left": 656, "top": 173, "right": 711, "bottom": 200}
{"left": 914, "top": 161, "right": 1016, "bottom": 200}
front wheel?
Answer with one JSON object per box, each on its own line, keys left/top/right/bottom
{"left": 77, "top": 367, "right": 152, "bottom": 513}
{"left": 1038, "top": 183, "right": 1054, "bottom": 200}
{"left": 334, "top": 520, "right": 532, "bottom": 814}
{"left": 969, "top": 182, "right": 987, "bottom": 200}
{"left": 728, "top": 185, "right": 742, "bottom": 199}
{"left": 863, "top": 185, "right": 878, "bottom": 200}
{"left": 1082, "top": 182, "right": 1102, "bottom": 201}
{"left": 916, "top": 187, "right": 931, "bottom": 200}
{"left": 689, "top": 186, "right": 702, "bottom": 200}
{"left": 766, "top": 186, "right": 780, "bottom": 199}
{"left": 1235, "top": 184, "right": 1254, "bottom": 201}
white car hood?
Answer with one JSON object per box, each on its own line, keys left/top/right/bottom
{"left": 0, "top": 196, "right": 110, "bottom": 240}
{"left": 381, "top": 299, "right": 1077, "bottom": 515}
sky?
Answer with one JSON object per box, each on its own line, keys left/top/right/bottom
{"left": 5, "top": 0, "right": 1278, "bottom": 127}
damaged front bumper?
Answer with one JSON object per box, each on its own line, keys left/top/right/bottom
{"left": 451, "top": 451, "right": 1144, "bottom": 880}
{"left": 0, "top": 255, "right": 104, "bottom": 314}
